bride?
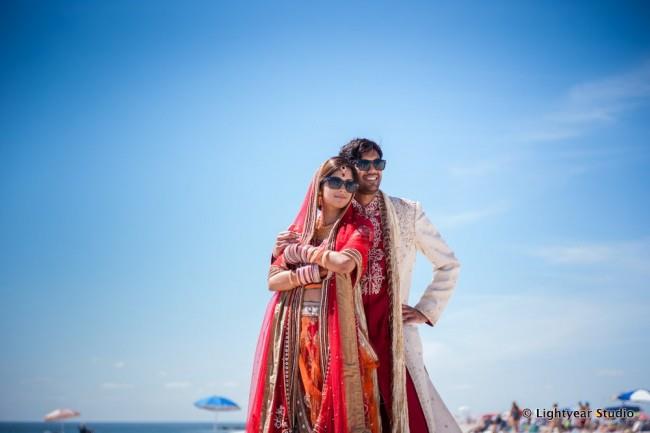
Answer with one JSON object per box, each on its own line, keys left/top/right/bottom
{"left": 247, "top": 156, "right": 382, "bottom": 433}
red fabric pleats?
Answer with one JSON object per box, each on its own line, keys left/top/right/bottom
{"left": 406, "top": 369, "right": 429, "bottom": 433}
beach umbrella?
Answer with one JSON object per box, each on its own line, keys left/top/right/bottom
{"left": 194, "top": 395, "right": 240, "bottom": 433}
{"left": 616, "top": 389, "right": 650, "bottom": 404}
{"left": 44, "top": 409, "right": 80, "bottom": 433}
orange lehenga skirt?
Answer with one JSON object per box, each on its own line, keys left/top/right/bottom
{"left": 298, "top": 301, "right": 381, "bottom": 433}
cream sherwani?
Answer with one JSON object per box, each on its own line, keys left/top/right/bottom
{"left": 381, "top": 190, "right": 462, "bottom": 433}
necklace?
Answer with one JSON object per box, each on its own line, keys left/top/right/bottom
{"left": 317, "top": 217, "right": 335, "bottom": 230}
{"left": 314, "top": 216, "right": 335, "bottom": 242}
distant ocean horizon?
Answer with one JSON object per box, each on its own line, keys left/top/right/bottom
{"left": 0, "top": 422, "right": 246, "bottom": 433}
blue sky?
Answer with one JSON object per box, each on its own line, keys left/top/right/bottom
{"left": 1, "top": 0, "right": 649, "bottom": 423}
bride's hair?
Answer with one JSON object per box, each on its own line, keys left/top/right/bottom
{"left": 317, "top": 156, "right": 359, "bottom": 188}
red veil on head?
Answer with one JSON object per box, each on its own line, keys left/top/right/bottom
{"left": 246, "top": 158, "right": 378, "bottom": 433}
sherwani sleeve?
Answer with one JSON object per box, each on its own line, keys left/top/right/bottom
{"left": 413, "top": 201, "right": 461, "bottom": 327}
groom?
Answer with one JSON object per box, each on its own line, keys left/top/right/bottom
{"left": 273, "top": 138, "right": 461, "bottom": 433}
{"left": 339, "top": 138, "right": 461, "bottom": 433}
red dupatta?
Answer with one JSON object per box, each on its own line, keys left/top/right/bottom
{"left": 246, "top": 160, "right": 378, "bottom": 433}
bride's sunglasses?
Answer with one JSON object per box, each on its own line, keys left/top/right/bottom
{"left": 354, "top": 158, "right": 387, "bottom": 171}
{"left": 321, "top": 176, "right": 359, "bottom": 193}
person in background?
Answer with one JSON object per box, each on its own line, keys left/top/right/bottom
{"left": 511, "top": 402, "right": 522, "bottom": 432}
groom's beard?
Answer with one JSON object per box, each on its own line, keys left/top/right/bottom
{"left": 357, "top": 182, "right": 380, "bottom": 195}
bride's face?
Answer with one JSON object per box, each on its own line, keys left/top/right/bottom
{"left": 321, "top": 167, "right": 356, "bottom": 210}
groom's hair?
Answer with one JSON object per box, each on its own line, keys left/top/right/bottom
{"left": 339, "top": 138, "right": 383, "bottom": 161}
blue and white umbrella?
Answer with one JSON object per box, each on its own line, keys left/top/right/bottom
{"left": 194, "top": 396, "right": 240, "bottom": 432}
{"left": 616, "top": 389, "right": 650, "bottom": 404}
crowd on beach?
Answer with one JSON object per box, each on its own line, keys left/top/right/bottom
{"left": 465, "top": 402, "right": 650, "bottom": 433}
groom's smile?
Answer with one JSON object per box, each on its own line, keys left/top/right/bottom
{"left": 357, "top": 149, "right": 383, "bottom": 194}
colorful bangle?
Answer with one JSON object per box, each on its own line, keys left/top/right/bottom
{"left": 295, "top": 264, "right": 321, "bottom": 286}
{"left": 284, "top": 244, "right": 319, "bottom": 265}
{"left": 320, "top": 250, "right": 331, "bottom": 267}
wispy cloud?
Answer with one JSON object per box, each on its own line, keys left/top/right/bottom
{"left": 101, "top": 382, "right": 134, "bottom": 390}
{"left": 114, "top": 361, "right": 126, "bottom": 369}
{"left": 43, "top": 395, "right": 68, "bottom": 401}
{"left": 595, "top": 369, "right": 624, "bottom": 377}
{"left": 447, "top": 154, "right": 521, "bottom": 178}
{"left": 421, "top": 293, "right": 646, "bottom": 370}
{"left": 164, "top": 381, "right": 192, "bottom": 389}
{"left": 528, "top": 237, "right": 650, "bottom": 273}
{"left": 435, "top": 202, "right": 509, "bottom": 229}
{"left": 423, "top": 294, "right": 599, "bottom": 367}
{"left": 528, "top": 144, "right": 649, "bottom": 179}
{"left": 20, "top": 377, "right": 51, "bottom": 385}
{"left": 197, "top": 381, "right": 219, "bottom": 393}
{"left": 530, "top": 244, "right": 613, "bottom": 265}
{"left": 516, "top": 60, "right": 650, "bottom": 142}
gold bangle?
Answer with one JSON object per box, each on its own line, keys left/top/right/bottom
{"left": 320, "top": 250, "right": 331, "bottom": 267}
{"left": 288, "top": 270, "right": 298, "bottom": 287}
{"left": 309, "top": 245, "right": 323, "bottom": 264}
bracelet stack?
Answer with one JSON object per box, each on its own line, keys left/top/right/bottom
{"left": 292, "top": 263, "right": 321, "bottom": 286}
{"left": 284, "top": 243, "right": 324, "bottom": 265}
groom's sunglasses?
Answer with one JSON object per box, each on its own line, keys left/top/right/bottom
{"left": 321, "top": 176, "right": 359, "bottom": 193}
{"left": 354, "top": 158, "right": 386, "bottom": 171}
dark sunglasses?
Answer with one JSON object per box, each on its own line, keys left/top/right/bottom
{"left": 320, "top": 176, "right": 359, "bottom": 193}
{"left": 354, "top": 158, "right": 386, "bottom": 171}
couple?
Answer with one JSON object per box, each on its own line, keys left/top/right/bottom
{"left": 247, "top": 139, "right": 461, "bottom": 433}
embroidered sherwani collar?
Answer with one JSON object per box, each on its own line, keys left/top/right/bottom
{"left": 352, "top": 194, "right": 382, "bottom": 216}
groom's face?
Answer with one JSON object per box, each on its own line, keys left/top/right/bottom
{"left": 356, "top": 149, "right": 382, "bottom": 195}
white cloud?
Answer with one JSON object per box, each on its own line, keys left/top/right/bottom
{"left": 528, "top": 145, "right": 648, "bottom": 179}
{"left": 435, "top": 202, "right": 509, "bottom": 229}
{"left": 595, "top": 369, "right": 624, "bottom": 377}
{"left": 421, "top": 293, "right": 646, "bottom": 371}
{"left": 425, "top": 295, "right": 595, "bottom": 366}
{"left": 447, "top": 155, "right": 520, "bottom": 178}
{"left": 516, "top": 60, "right": 650, "bottom": 143}
{"left": 20, "top": 377, "right": 51, "bottom": 385}
{"left": 164, "top": 381, "right": 192, "bottom": 389}
{"left": 43, "top": 394, "right": 67, "bottom": 401}
{"left": 101, "top": 382, "right": 134, "bottom": 390}
{"left": 114, "top": 361, "right": 126, "bottom": 369}
{"left": 568, "top": 61, "right": 650, "bottom": 105}
{"left": 530, "top": 244, "right": 613, "bottom": 265}
{"left": 528, "top": 237, "right": 650, "bottom": 273}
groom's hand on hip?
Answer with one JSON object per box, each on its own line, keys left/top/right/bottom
{"left": 401, "top": 304, "right": 430, "bottom": 325}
